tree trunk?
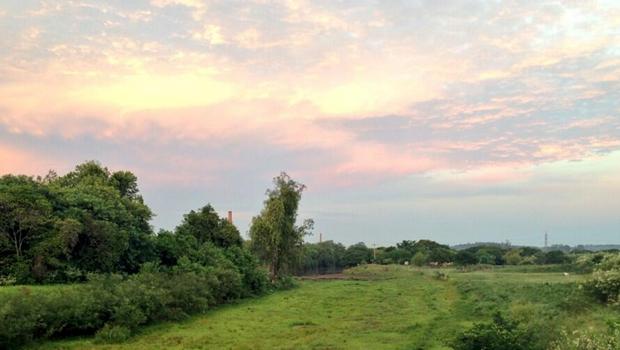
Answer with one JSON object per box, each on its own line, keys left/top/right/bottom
{"left": 12, "top": 231, "right": 21, "bottom": 257}
{"left": 270, "top": 254, "right": 278, "bottom": 282}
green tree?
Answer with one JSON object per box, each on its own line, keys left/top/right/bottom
{"left": 383, "top": 248, "right": 412, "bottom": 265}
{"left": 504, "top": 249, "right": 523, "bottom": 265}
{"left": 455, "top": 250, "right": 478, "bottom": 266}
{"left": 541, "top": 250, "right": 568, "bottom": 264}
{"left": 176, "top": 205, "right": 242, "bottom": 248}
{"left": 249, "top": 172, "right": 312, "bottom": 282}
{"left": 0, "top": 176, "right": 52, "bottom": 259}
{"left": 396, "top": 240, "right": 416, "bottom": 252}
{"left": 343, "top": 242, "right": 372, "bottom": 267}
{"left": 37, "top": 161, "right": 154, "bottom": 278}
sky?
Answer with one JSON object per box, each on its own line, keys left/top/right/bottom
{"left": 1, "top": 0, "right": 619, "bottom": 247}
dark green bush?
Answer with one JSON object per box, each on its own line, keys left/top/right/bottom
{"left": 453, "top": 314, "right": 540, "bottom": 350}
{"left": 0, "top": 251, "right": 269, "bottom": 348}
{"left": 0, "top": 290, "right": 41, "bottom": 348}
{"left": 224, "top": 246, "right": 269, "bottom": 296}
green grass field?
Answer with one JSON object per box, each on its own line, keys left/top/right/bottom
{"left": 25, "top": 265, "right": 615, "bottom": 350}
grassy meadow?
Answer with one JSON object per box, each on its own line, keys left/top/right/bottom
{"left": 24, "top": 265, "right": 616, "bottom": 350}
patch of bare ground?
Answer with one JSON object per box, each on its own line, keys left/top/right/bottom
{"left": 298, "top": 273, "right": 350, "bottom": 280}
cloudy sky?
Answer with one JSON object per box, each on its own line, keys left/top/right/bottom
{"left": 1, "top": 0, "right": 619, "bottom": 246}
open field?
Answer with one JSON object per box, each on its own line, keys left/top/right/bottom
{"left": 26, "top": 265, "right": 616, "bottom": 350}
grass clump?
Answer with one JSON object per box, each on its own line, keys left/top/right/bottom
{"left": 94, "top": 325, "right": 131, "bottom": 344}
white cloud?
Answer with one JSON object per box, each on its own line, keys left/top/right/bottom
{"left": 192, "top": 24, "right": 226, "bottom": 45}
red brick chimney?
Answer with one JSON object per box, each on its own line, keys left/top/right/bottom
{"left": 227, "top": 210, "right": 233, "bottom": 224}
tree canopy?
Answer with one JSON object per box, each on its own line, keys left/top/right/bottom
{"left": 0, "top": 161, "right": 154, "bottom": 282}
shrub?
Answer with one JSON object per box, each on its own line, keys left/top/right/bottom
{"left": 0, "top": 290, "right": 41, "bottom": 348}
{"left": 433, "top": 271, "right": 449, "bottom": 280}
{"left": 0, "top": 258, "right": 268, "bottom": 348}
{"left": 453, "top": 314, "right": 539, "bottom": 350}
{"left": 224, "top": 246, "right": 269, "bottom": 296}
{"left": 0, "top": 274, "right": 16, "bottom": 286}
{"left": 551, "top": 320, "right": 620, "bottom": 350}
{"left": 273, "top": 275, "right": 297, "bottom": 290}
{"left": 598, "top": 254, "right": 620, "bottom": 272}
{"left": 583, "top": 269, "right": 620, "bottom": 304}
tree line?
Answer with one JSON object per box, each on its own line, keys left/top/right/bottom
{"left": 295, "top": 239, "right": 605, "bottom": 275}
{"left": 0, "top": 161, "right": 601, "bottom": 284}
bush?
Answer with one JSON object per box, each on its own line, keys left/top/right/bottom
{"left": 453, "top": 314, "right": 540, "bottom": 350}
{"left": 0, "top": 275, "right": 16, "bottom": 286}
{"left": 0, "top": 290, "right": 41, "bottom": 348}
{"left": 0, "top": 252, "right": 269, "bottom": 348}
{"left": 584, "top": 269, "right": 620, "bottom": 305}
{"left": 433, "top": 271, "right": 449, "bottom": 280}
{"left": 273, "top": 275, "right": 297, "bottom": 290}
{"left": 598, "top": 254, "right": 620, "bottom": 272}
{"left": 551, "top": 320, "right": 620, "bottom": 350}
{"left": 224, "top": 246, "right": 269, "bottom": 296}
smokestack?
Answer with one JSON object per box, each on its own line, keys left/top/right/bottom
{"left": 227, "top": 210, "right": 233, "bottom": 224}
{"left": 319, "top": 233, "right": 322, "bottom": 243}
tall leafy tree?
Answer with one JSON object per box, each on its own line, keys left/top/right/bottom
{"left": 176, "top": 204, "right": 242, "bottom": 248}
{"left": 250, "top": 172, "right": 313, "bottom": 282}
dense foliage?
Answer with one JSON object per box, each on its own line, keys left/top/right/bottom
{"left": 0, "top": 253, "right": 268, "bottom": 348}
{"left": 583, "top": 253, "right": 620, "bottom": 305}
{"left": 0, "top": 162, "right": 154, "bottom": 283}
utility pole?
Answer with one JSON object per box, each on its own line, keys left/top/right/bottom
{"left": 544, "top": 231, "right": 548, "bottom": 248}
{"left": 319, "top": 232, "right": 322, "bottom": 243}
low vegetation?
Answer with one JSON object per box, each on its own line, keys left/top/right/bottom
{"left": 27, "top": 265, "right": 619, "bottom": 350}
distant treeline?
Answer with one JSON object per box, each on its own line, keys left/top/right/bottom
{"left": 452, "top": 242, "right": 620, "bottom": 252}
{"left": 295, "top": 239, "right": 616, "bottom": 275}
